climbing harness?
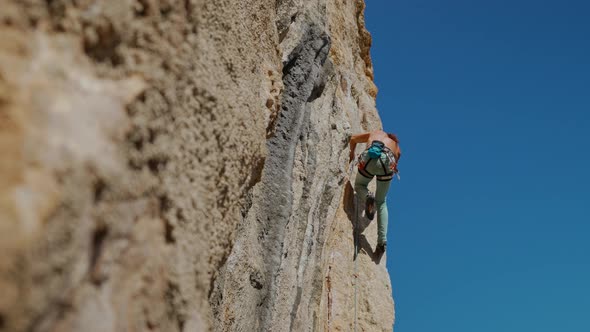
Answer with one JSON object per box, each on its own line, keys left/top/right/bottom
{"left": 357, "top": 141, "right": 400, "bottom": 181}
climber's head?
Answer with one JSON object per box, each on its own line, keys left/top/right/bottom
{"left": 387, "top": 133, "right": 401, "bottom": 160}
{"left": 387, "top": 133, "right": 399, "bottom": 143}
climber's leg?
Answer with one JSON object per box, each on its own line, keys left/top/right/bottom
{"left": 354, "top": 171, "right": 372, "bottom": 208}
{"left": 375, "top": 179, "right": 391, "bottom": 245}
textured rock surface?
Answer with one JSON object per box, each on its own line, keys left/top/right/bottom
{"left": 0, "top": 0, "right": 394, "bottom": 331}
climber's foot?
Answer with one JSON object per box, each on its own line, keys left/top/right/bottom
{"left": 365, "top": 192, "right": 375, "bottom": 220}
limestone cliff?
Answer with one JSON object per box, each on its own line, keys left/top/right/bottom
{"left": 0, "top": 0, "right": 394, "bottom": 331}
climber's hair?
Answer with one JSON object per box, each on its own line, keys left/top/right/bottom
{"left": 387, "top": 133, "right": 401, "bottom": 160}
{"left": 387, "top": 133, "right": 399, "bottom": 143}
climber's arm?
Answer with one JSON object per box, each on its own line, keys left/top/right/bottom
{"left": 349, "top": 132, "right": 370, "bottom": 163}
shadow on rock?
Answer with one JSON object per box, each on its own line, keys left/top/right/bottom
{"left": 343, "top": 181, "right": 378, "bottom": 262}
{"left": 358, "top": 234, "right": 384, "bottom": 264}
{"left": 343, "top": 182, "right": 371, "bottom": 233}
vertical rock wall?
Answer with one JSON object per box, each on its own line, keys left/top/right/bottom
{"left": 0, "top": 0, "right": 394, "bottom": 331}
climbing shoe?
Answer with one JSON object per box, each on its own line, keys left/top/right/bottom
{"left": 376, "top": 242, "right": 387, "bottom": 255}
{"left": 365, "top": 192, "right": 375, "bottom": 220}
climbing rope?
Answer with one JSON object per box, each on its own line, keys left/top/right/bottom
{"left": 353, "top": 193, "right": 359, "bottom": 332}
{"left": 349, "top": 159, "right": 359, "bottom": 332}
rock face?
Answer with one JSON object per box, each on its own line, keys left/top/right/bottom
{"left": 0, "top": 0, "right": 394, "bottom": 331}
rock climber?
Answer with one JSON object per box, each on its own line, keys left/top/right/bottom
{"left": 348, "top": 130, "right": 401, "bottom": 254}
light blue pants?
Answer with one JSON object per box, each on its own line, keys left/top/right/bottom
{"left": 354, "top": 173, "right": 391, "bottom": 245}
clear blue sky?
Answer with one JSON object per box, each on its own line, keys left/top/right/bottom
{"left": 364, "top": 1, "right": 590, "bottom": 331}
